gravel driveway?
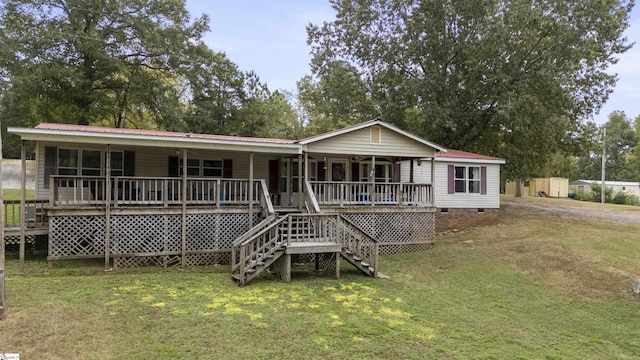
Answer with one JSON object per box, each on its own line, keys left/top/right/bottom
{"left": 502, "top": 200, "right": 640, "bottom": 224}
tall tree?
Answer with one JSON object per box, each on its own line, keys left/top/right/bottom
{"left": 0, "top": 0, "right": 209, "bottom": 127}
{"left": 306, "top": 0, "right": 634, "bottom": 179}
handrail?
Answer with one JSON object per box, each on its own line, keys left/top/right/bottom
{"left": 232, "top": 214, "right": 277, "bottom": 247}
{"left": 309, "top": 181, "right": 432, "bottom": 206}
{"left": 258, "top": 179, "right": 275, "bottom": 217}
{"left": 335, "top": 215, "right": 380, "bottom": 278}
{"left": 3, "top": 199, "right": 49, "bottom": 228}
{"left": 304, "top": 180, "right": 321, "bottom": 213}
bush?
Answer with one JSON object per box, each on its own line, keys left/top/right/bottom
{"left": 611, "top": 191, "right": 640, "bottom": 206}
{"left": 589, "top": 183, "right": 613, "bottom": 203}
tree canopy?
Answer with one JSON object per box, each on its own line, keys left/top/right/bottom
{"left": 304, "top": 0, "right": 634, "bottom": 179}
{"left": 0, "top": 0, "right": 300, "bottom": 157}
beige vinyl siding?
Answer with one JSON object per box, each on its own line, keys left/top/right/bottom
{"left": 305, "top": 127, "right": 435, "bottom": 158}
{"left": 401, "top": 159, "right": 432, "bottom": 183}
{"left": 434, "top": 161, "right": 501, "bottom": 208}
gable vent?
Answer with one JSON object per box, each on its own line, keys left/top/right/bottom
{"left": 370, "top": 126, "right": 381, "bottom": 144}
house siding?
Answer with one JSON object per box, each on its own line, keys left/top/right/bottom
{"left": 305, "top": 127, "right": 435, "bottom": 158}
{"left": 434, "top": 161, "right": 500, "bottom": 208}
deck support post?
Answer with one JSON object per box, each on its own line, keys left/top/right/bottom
{"left": 370, "top": 155, "right": 376, "bottom": 206}
{"left": 104, "top": 144, "right": 111, "bottom": 270}
{"left": 297, "top": 154, "right": 303, "bottom": 210}
{"left": 19, "top": 140, "right": 26, "bottom": 274}
{"left": 248, "top": 152, "right": 254, "bottom": 228}
{"left": 181, "top": 148, "right": 187, "bottom": 269}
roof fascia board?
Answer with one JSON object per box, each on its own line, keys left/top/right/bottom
{"left": 8, "top": 127, "right": 302, "bottom": 154}
{"left": 435, "top": 157, "right": 506, "bottom": 165}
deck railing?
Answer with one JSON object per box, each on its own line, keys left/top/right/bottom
{"left": 3, "top": 199, "right": 49, "bottom": 228}
{"left": 50, "top": 176, "right": 265, "bottom": 207}
{"left": 309, "top": 181, "right": 432, "bottom": 206}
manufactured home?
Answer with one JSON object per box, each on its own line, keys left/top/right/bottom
{"left": 5, "top": 120, "right": 504, "bottom": 284}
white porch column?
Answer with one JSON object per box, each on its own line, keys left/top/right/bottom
{"left": 104, "top": 144, "right": 111, "bottom": 270}
{"left": 181, "top": 149, "right": 187, "bottom": 269}
{"left": 19, "top": 141, "right": 26, "bottom": 274}
{"left": 431, "top": 155, "right": 436, "bottom": 206}
{"left": 248, "top": 152, "right": 254, "bottom": 228}
{"left": 370, "top": 155, "right": 376, "bottom": 206}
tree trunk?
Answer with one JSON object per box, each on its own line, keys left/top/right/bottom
{"left": 515, "top": 179, "right": 522, "bottom": 197}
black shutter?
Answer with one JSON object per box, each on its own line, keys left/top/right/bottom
{"left": 168, "top": 156, "right": 179, "bottom": 177}
{"left": 481, "top": 166, "right": 487, "bottom": 195}
{"left": 124, "top": 151, "right": 135, "bottom": 176}
{"left": 351, "top": 162, "right": 359, "bottom": 181}
{"left": 223, "top": 159, "right": 233, "bottom": 178}
{"left": 44, "top": 146, "right": 57, "bottom": 189}
{"left": 447, "top": 164, "right": 455, "bottom": 194}
{"left": 317, "top": 162, "right": 326, "bottom": 181}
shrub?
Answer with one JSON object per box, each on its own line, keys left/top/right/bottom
{"left": 611, "top": 191, "right": 640, "bottom": 206}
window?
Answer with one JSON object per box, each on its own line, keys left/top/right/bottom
{"left": 81, "top": 150, "right": 101, "bottom": 176}
{"left": 178, "top": 158, "right": 223, "bottom": 177}
{"left": 468, "top": 167, "right": 480, "bottom": 193}
{"left": 359, "top": 162, "right": 393, "bottom": 182}
{"left": 203, "top": 160, "right": 223, "bottom": 177}
{"left": 110, "top": 151, "right": 124, "bottom": 176}
{"left": 58, "top": 149, "right": 78, "bottom": 175}
{"left": 454, "top": 166, "right": 481, "bottom": 194}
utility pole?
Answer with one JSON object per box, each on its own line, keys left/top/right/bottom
{"left": 601, "top": 127, "right": 606, "bottom": 204}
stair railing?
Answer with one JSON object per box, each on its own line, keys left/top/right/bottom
{"left": 232, "top": 215, "right": 288, "bottom": 285}
{"left": 335, "top": 215, "right": 379, "bottom": 277}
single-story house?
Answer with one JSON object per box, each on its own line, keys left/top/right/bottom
{"left": 5, "top": 120, "right": 504, "bottom": 284}
{"left": 569, "top": 180, "right": 640, "bottom": 196}
{"left": 505, "top": 177, "right": 569, "bottom": 198}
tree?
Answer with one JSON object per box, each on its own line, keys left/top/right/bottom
{"left": 306, "top": 0, "right": 634, "bottom": 179}
{"left": 576, "top": 111, "right": 639, "bottom": 181}
{"left": 0, "top": 0, "right": 209, "bottom": 129}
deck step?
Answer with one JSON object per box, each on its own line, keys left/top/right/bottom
{"left": 286, "top": 241, "right": 343, "bottom": 254}
{"left": 246, "top": 269, "right": 256, "bottom": 274}
{"left": 353, "top": 256, "right": 361, "bottom": 261}
{"left": 232, "top": 274, "right": 240, "bottom": 281}
{"left": 360, "top": 262, "right": 370, "bottom": 267}
{"left": 344, "top": 249, "right": 353, "bottom": 255}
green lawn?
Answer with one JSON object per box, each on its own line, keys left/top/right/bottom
{"left": 2, "top": 188, "right": 36, "bottom": 201}
{"left": 2, "top": 204, "right": 640, "bottom": 359}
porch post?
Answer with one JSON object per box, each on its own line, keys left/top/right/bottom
{"left": 288, "top": 157, "right": 293, "bottom": 206}
{"left": 297, "top": 154, "right": 303, "bottom": 210}
{"left": 19, "top": 140, "right": 26, "bottom": 274}
{"left": 181, "top": 149, "right": 187, "bottom": 269}
{"left": 248, "top": 152, "right": 254, "bottom": 228}
{"left": 431, "top": 156, "right": 436, "bottom": 206}
{"left": 104, "top": 144, "right": 111, "bottom": 270}
{"left": 370, "top": 155, "right": 376, "bottom": 206}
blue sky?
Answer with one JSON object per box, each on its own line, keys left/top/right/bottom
{"left": 185, "top": 0, "right": 640, "bottom": 125}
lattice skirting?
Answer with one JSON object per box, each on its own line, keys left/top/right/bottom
{"left": 3, "top": 235, "right": 36, "bottom": 253}
{"left": 341, "top": 211, "right": 435, "bottom": 255}
{"left": 49, "top": 212, "right": 259, "bottom": 267}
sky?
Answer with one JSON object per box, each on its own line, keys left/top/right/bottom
{"left": 185, "top": 0, "right": 640, "bottom": 125}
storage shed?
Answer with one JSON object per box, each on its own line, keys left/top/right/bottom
{"left": 505, "top": 177, "right": 569, "bottom": 198}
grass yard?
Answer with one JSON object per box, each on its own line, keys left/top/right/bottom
{"left": 2, "top": 203, "right": 640, "bottom": 359}
{"left": 2, "top": 188, "right": 36, "bottom": 201}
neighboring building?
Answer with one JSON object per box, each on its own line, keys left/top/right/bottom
{"left": 505, "top": 177, "right": 569, "bottom": 198}
{"left": 5, "top": 120, "right": 505, "bottom": 284}
{"left": 569, "top": 180, "right": 640, "bottom": 196}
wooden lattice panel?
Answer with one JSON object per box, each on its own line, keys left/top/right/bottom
{"left": 114, "top": 255, "right": 181, "bottom": 268}
{"left": 3, "top": 235, "right": 36, "bottom": 253}
{"left": 111, "top": 214, "right": 182, "bottom": 254}
{"left": 379, "top": 242, "right": 434, "bottom": 255}
{"left": 49, "top": 215, "right": 106, "bottom": 257}
{"left": 185, "top": 252, "right": 231, "bottom": 266}
{"left": 341, "top": 211, "right": 435, "bottom": 255}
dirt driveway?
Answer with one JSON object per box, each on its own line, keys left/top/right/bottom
{"left": 502, "top": 198, "right": 640, "bottom": 224}
{"left": 1, "top": 159, "right": 35, "bottom": 189}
